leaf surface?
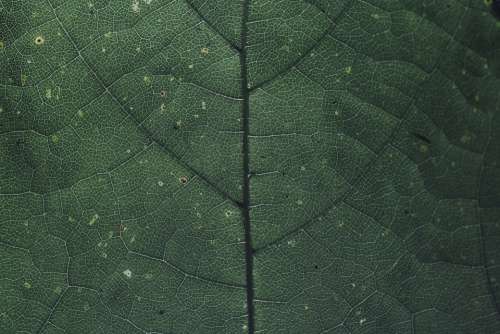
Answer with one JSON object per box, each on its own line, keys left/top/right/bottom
{"left": 1, "top": 0, "right": 500, "bottom": 333}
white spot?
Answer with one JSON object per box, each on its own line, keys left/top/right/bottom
{"left": 201, "top": 101, "right": 207, "bottom": 110}
{"left": 157, "top": 180, "right": 164, "bottom": 187}
{"left": 359, "top": 318, "right": 367, "bottom": 325}
{"left": 287, "top": 239, "right": 297, "bottom": 247}
{"left": 188, "top": 64, "right": 194, "bottom": 69}
{"left": 296, "top": 199, "right": 303, "bottom": 205}
{"left": 123, "top": 269, "right": 133, "bottom": 278}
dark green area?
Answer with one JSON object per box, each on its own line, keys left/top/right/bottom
{"left": 1, "top": 0, "right": 500, "bottom": 333}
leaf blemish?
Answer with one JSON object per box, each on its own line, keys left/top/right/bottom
{"left": 179, "top": 176, "right": 188, "bottom": 184}
{"left": 34, "top": 35, "right": 45, "bottom": 45}
{"left": 88, "top": 213, "right": 99, "bottom": 226}
{"left": 122, "top": 269, "right": 133, "bottom": 278}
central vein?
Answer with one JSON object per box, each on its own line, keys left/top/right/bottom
{"left": 240, "top": 0, "right": 254, "bottom": 333}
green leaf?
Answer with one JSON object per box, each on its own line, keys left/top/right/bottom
{"left": 1, "top": 0, "right": 500, "bottom": 333}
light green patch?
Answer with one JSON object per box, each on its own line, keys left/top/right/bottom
{"left": 20, "top": 74, "right": 28, "bottom": 86}
{"left": 143, "top": 75, "right": 152, "bottom": 85}
{"left": 88, "top": 214, "right": 99, "bottom": 226}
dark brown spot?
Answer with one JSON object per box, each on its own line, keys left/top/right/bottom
{"left": 159, "top": 90, "right": 166, "bottom": 97}
{"left": 179, "top": 176, "right": 188, "bottom": 184}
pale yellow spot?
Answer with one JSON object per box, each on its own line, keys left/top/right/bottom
{"left": 143, "top": 75, "right": 152, "bottom": 85}
{"left": 0, "top": 40, "right": 4, "bottom": 48}
{"left": 23, "top": 282, "right": 32, "bottom": 289}
{"left": 51, "top": 134, "right": 59, "bottom": 143}
{"left": 77, "top": 110, "right": 85, "bottom": 118}
{"left": 201, "top": 47, "right": 209, "bottom": 55}
{"left": 45, "top": 88, "right": 52, "bottom": 99}
{"left": 345, "top": 66, "right": 352, "bottom": 74}
{"left": 419, "top": 144, "right": 428, "bottom": 153}
{"left": 104, "top": 31, "right": 113, "bottom": 38}
{"left": 54, "top": 286, "right": 62, "bottom": 294}
{"left": 188, "top": 64, "right": 194, "bottom": 69}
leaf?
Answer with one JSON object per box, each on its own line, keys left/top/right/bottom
{"left": 1, "top": 0, "right": 500, "bottom": 333}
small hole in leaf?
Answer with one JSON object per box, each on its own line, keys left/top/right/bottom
{"left": 34, "top": 36, "right": 45, "bottom": 45}
{"left": 314, "top": 265, "right": 319, "bottom": 270}
{"left": 158, "top": 310, "right": 165, "bottom": 315}
{"left": 159, "top": 90, "right": 166, "bottom": 97}
{"left": 404, "top": 209, "right": 410, "bottom": 215}
{"left": 179, "top": 176, "right": 188, "bottom": 184}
